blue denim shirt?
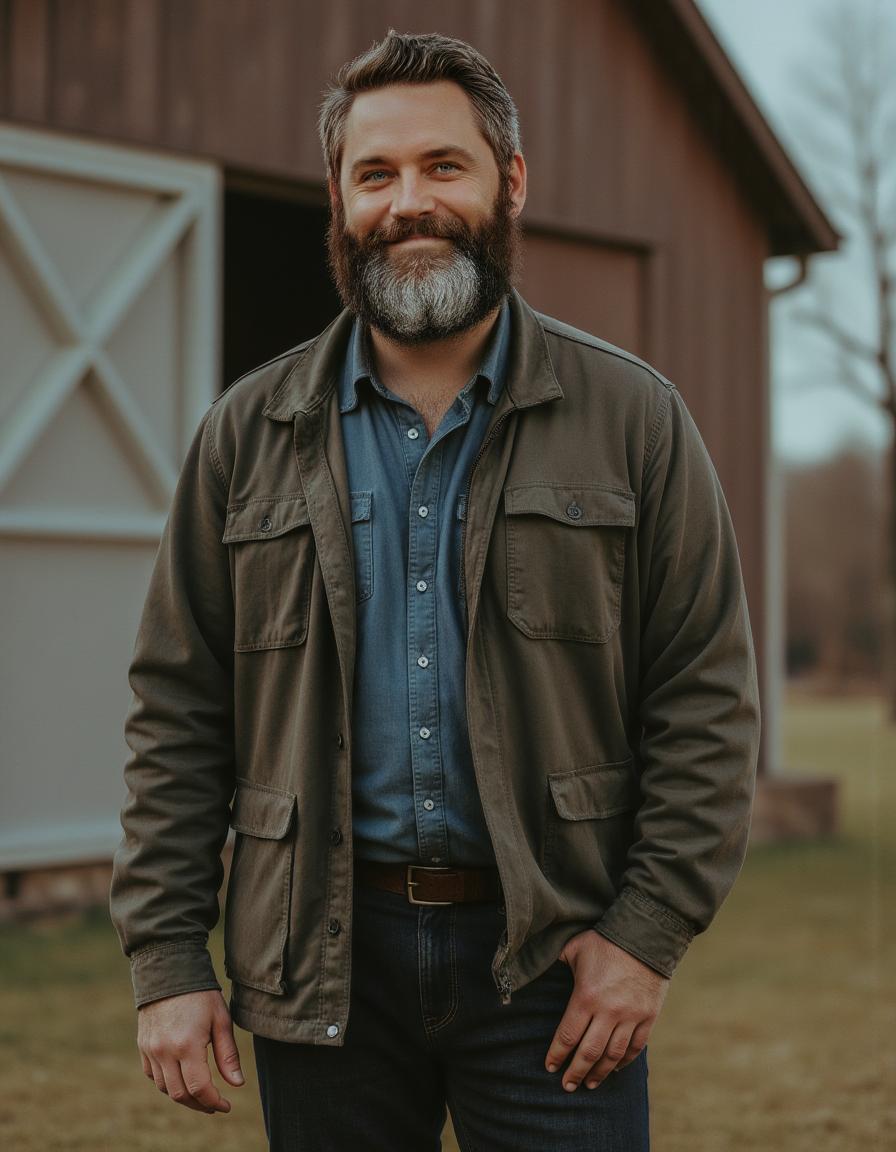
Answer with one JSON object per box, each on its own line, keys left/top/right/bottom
{"left": 338, "top": 298, "right": 511, "bottom": 867}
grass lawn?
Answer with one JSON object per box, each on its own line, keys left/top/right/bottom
{"left": 0, "top": 693, "right": 891, "bottom": 1150}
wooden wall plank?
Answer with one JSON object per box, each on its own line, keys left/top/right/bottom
{"left": 7, "top": 0, "right": 49, "bottom": 122}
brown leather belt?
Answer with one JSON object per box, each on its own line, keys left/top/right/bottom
{"left": 354, "top": 860, "right": 502, "bottom": 906}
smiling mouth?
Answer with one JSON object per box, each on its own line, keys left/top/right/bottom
{"left": 390, "top": 235, "right": 448, "bottom": 244}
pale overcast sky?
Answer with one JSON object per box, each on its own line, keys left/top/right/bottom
{"left": 696, "top": 0, "right": 892, "bottom": 462}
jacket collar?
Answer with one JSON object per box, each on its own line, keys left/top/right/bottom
{"left": 261, "top": 287, "right": 563, "bottom": 423}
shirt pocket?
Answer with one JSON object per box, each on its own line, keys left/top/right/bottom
{"left": 504, "top": 482, "right": 636, "bottom": 643}
{"left": 223, "top": 778, "right": 297, "bottom": 995}
{"left": 542, "top": 757, "right": 639, "bottom": 897}
{"left": 222, "top": 492, "right": 314, "bottom": 652}
{"left": 350, "top": 490, "right": 373, "bottom": 604}
{"left": 456, "top": 492, "right": 467, "bottom": 600}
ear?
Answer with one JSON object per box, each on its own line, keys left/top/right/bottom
{"left": 507, "top": 152, "right": 527, "bottom": 218}
{"left": 327, "top": 176, "right": 341, "bottom": 211}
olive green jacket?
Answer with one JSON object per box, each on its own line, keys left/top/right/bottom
{"left": 109, "top": 288, "right": 760, "bottom": 1045}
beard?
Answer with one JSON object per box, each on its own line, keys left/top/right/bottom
{"left": 326, "top": 177, "right": 521, "bottom": 345}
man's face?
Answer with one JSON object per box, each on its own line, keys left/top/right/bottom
{"left": 327, "top": 80, "right": 526, "bottom": 344}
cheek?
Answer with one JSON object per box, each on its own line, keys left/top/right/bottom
{"left": 345, "top": 197, "right": 386, "bottom": 237}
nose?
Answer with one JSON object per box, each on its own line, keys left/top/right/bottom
{"left": 389, "top": 171, "right": 435, "bottom": 220}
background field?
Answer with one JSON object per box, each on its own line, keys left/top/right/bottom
{"left": 0, "top": 693, "right": 891, "bottom": 1151}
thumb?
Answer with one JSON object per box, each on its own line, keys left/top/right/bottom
{"left": 211, "top": 1008, "right": 245, "bottom": 1086}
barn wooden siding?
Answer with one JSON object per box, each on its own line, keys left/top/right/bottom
{"left": 1, "top": 0, "right": 830, "bottom": 773}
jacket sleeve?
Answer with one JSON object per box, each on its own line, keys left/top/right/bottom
{"left": 109, "top": 403, "right": 236, "bottom": 1008}
{"left": 593, "top": 383, "right": 761, "bottom": 978}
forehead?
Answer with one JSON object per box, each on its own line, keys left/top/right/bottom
{"left": 341, "top": 81, "right": 491, "bottom": 163}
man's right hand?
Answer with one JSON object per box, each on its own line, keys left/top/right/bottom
{"left": 137, "top": 989, "right": 244, "bottom": 1115}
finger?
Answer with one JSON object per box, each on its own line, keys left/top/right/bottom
{"left": 180, "top": 1052, "right": 231, "bottom": 1113}
{"left": 582, "top": 1023, "right": 634, "bottom": 1090}
{"left": 148, "top": 1056, "right": 168, "bottom": 1094}
{"left": 161, "top": 1059, "right": 218, "bottom": 1115}
{"left": 211, "top": 1007, "right": 245, "bottom": 1086}
{"left": 141, "top": 1052, "right": 154, "bottom": 1080}
{"left": 613, "top": 1021, "right": 651, "bottom": 1072}
{"left": 560, "top": 1018, "right": 616, "bottom": 1092}
{"left": 544, "top": 998, "right": 594, "bottom": 1074}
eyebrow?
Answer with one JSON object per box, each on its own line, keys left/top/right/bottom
{"left": 349, "top": 146, "right": 478, "bottom": 182}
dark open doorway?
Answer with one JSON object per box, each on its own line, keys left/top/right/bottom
{"left": 222, "top": 175, "right": 342, "bottom": 390}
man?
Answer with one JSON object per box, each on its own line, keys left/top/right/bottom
{"left": 110, "top": 30, "right": 760, "bottom": 1151}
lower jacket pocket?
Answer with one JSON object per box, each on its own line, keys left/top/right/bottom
{"left": 223, "top": 778, "right": 297, "bottom": 995}
{"left": 542, "top": 758, "right": 639, "bottom": 895}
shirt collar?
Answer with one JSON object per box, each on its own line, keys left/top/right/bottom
{"left": 338, "top": 295, "right": 511, "bottom": 414}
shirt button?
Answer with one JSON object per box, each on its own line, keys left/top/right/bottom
{"left": 326, "top": 1024, "right": 340, "bottom": 1039}
{"left": 327, "top": 918, "right": 341, "bottom": 935}
{"left": 328, "top": 827, "right": 342, "bottom": 845}
{"left": 336, "top": 733, "right": 344, "bottom": 748}
{"left": 419, "top": 726, "right": 431, "bottom": 739}
{"left": 417, "top": 655, "right": 429, "bottom": 668}
{"left": 423, "top": 798, "right": 435, "bottom": 811}
{"left": 407, "top": 427, "right": 420, "bottom": 439}
{"left": 417, "top": 505, "right": 429, "bottom": 518}
{"left": 566, "top": 501, "right": 583, "bottom": 520}
{"left": 416, "top": 580, "right": 427, "bottom": 592}
{"left": 260, "top": 516, "right": 272, "bottom": 532}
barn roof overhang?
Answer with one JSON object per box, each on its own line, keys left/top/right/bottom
{"left": 633, "top": 0, "right": 841, "bottom": 257}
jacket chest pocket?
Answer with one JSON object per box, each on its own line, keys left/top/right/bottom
{"left": 222, "top": 493, "right": 314, "bottom": 651}
{"left": 504, "top": 483, "right": 636, "bottom": 643}
{"left": 542, "top": 758, "right": 639, "bottom": 896}
{"left": 223, "top": 778, "right": 297, "bottom": 995}
{"left": 350, "top": 490, "right": 373, "bottom": 604}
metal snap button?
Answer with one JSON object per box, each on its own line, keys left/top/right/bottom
{"left": 565, "top": 502, "right": 582, "bottom": 520}
{"left": 328, "top": 827, "right": 342, "bottom": 845}
{"left": 326, "top": 1024, "right": 340, "bottom": 1038}
{"left": 260, "top": 516, "right": 273, "bottom": 532}
{"left": 327, "top": 918, "right": 341, "bottom": 935}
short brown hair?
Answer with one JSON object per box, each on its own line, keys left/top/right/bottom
{"left": 318, "top": 30, "right": 522, "bottom": 183}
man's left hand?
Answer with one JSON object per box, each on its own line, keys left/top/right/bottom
{"left": 544, "top": 929, "right": 670, "bottom": 1091}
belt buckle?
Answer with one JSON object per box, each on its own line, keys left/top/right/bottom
{"left": 406, "top": 865, "right": 454, "bottom": 906}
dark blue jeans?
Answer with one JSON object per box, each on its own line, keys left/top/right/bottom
{"left": 253, "top": 880, "right": 650, "bottom": 1150}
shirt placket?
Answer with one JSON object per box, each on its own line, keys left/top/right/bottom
{"left": 394, "top": 395, "right": 472, "bottom": 866}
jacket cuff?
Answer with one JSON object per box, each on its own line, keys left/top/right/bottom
{"left": 593, "top": 886, "right": 695, "bottom": 979}
{"left": 129, "top": 937, "right": 221, "bottom": 1009}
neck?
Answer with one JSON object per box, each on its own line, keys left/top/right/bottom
{"left": 366, "top": 305, "right": 502, "bottom": 393}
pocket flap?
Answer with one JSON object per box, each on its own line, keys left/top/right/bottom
{"left": 350, "top": 490, "right": 372, "bottom": 524}
{"left": 505, "top": 483, "right": 635, "bottom": 528}
{"left": 230, "top": 778, "right": 297, "bottom": 838}
{"left": 548, "top": 758, "right": 639, "bottom": 820}
{"left": 222, "top": 493, "right": 310, "bottom": 543}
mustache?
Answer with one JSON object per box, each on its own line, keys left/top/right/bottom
{"left": 356, "top": 215, "right": 472, "bottom": 250}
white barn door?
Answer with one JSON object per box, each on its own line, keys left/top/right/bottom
{"left": 0, "top": 125, "right": 220, "bottom": 869}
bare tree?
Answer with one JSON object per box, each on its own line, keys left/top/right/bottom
{"left": 781, "top": 0, "right": 896, "bottom": 715}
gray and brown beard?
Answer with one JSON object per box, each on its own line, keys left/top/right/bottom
{"left": 326, "top": 176, "right": 521, "bottom": 345}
